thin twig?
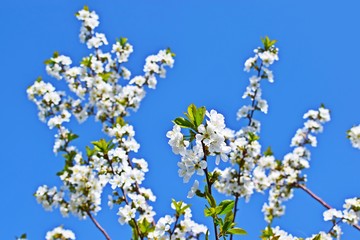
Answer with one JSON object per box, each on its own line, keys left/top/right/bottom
{"left": 86, "top": 211, "right": 112, "bottom": 240}
{"left": 169, "top": 214, "right": 180, "bottom": 239}
{"left": 297, "top": 184, "right": 360, "bottom": 231}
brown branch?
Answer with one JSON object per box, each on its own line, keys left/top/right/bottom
{"left": 297, "top": 184, "right": 360, "bottom": 231}
{"left": 86, "top": 211, "right": 112, "bottom": 240}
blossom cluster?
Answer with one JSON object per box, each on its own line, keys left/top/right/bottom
{"left": 166, "top": 37, "right": 359, "bottom": 240}
{"left": 268, "top": 226, "right": 332, "bottom": 240}
{"left": 28, "top": 6, "right": 208, "bottom": 240}
{"left": 148, "top": 201, "right": 208, "bottom": 239}
{"left": 209, "top": 41, "right": 280, "bottom": 205}
{"left": 323, "top": 197, "right": 360, "bottom": 236}
{"left": 262, "top": 106, "right": 331, "bottom": 223}
{"left": 347, "top": 125, "right": 360, "bottom": 149}
{"left": 237, "top": 36, "right": 279, "bottom": 133}
{"left": 167, "top": 108, "right": 232, "bottom": 184}
{"left": 45, "top": 226, "right": 76, "bottom": 240}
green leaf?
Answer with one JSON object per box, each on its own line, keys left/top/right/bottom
{"left": 173, "top": 117, "right": 194, "bottom": 129}
{"left": 312, "top": 234, "right": 321, "bottom": 240}
{"left": 86, "top": 146, "right": 95, "bottom": 157}
{"left": 53, "top": 51, "right": 59, "bottom": 58}
{"left": 227, "top": 228, "right": 247, "bottom": 235}
{"left": 185, "top": 104, "right": 196, "bottom": 123}
{"left": 205, "top": 191, "right": 217, "bottom": 208}
{"left": 67, "top": 133, "right": 79, "bottom": 142}
{"left": 222, "top": 219, "right": 233, "bottom": 233}
{"left": 120, "top": 37, "right": 128, "bottom": 46}
{"left": 204, "top": 206, "right": 217, "bottom": 217}
{"left": 216, "top": 200, "right": 235, "bottom": 215}
{"left": 261, "top": 36, "right": 277, "bottom": 50}
{"left": 264, "top": 146, "right": 273, "bottom": 156}
{"left": 195, "top": 106, "right": 206, "bottom": 127}
{"left": 248, "top": 132, "right": 260, "bottom": 142}
{"left": 92, "top": 139, "right": 107, "bottom": 151}
{"left": 138, "top": 219, "right": 154, "bottom": 234}
{"left": 116, "top": 117, "right": 126, "bottom": 127}
{"left": 91, "top": 139, "right": 114, "bottom": 153}
{"left": 179, "top": 204, "right": 191, "bottom": 215}
{"left": 224, "top": 211, "right": 234, "bottom": 224}
{"left": 99, "top": 72, "right": 112, "bottom": 81}
{"left": 171, "top": 198, "right": 179, "bottom": 210}
{"left": 81, "top": 56, "right": 92, "bottom": 67}
{"left": 261, "top": 226, "right": 274, "bottom": 239}
{"left": 83, "top": 5, "right": 89, "bottom": 11}
{"left": 166, "top": 47, "right": 176, "bottom": 57}
{"left": 44, "top": 59, "right": 54, "bottom": 65}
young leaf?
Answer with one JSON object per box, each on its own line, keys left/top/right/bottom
{"left": 166, "top": 47, "right": 176, "bottom": 57}
{"left": 205, "top": 192, "right": 217, "bottom": 208}
{"left": 204, "top": 206, "right": 216, "bottom": 217}
{"left": 227, "top": 228, "right": 247, "bottom": 235}
{"left": 264, "top": 146, "right": 273, "bottom": 156}
{"left": 216, "top": 200, "right": 235, "bottom": 215}
{"left": 195, "top": 106, "right": 206, "bottom": 127}
{"left": 312, "top": 235, "right": 321, "bottom": 240}
{"left": 53, "top": 51, "right": 59, "bottom": 58}
{"left": 120, "top": 37, "right": 128, "bottom": 46}
{"left": 67, "top": 133, "right": 79, "bottom": 142}
{"left": 185, "top": 104, "right": 196, "bottom": 123}
{"left": 173, "top": 117, "right": 194, "bottom": 129}
{"left": 224, "top": 211, "right": 234, "bottom": 224}
{"left": 222, "top": 219, "right": 233, "bottom": 234}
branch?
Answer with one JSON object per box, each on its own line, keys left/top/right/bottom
{"left": 297, "top": 184, "right": 360, "bottom": 231}
{"left": 169, "top": 214, "right": 180, "bottom": 239}
{"left": 201, "top": 141, "right": 219, "bottom": 240}
{"left": 231, "top": 62, "right": 263, "bottom": 240}
{"left": 86, "top": 211, "right": 112, "bottom": 240}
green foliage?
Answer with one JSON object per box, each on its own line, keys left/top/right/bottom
{"left": 264, "top": 146, "right": 273, "bottom": 156}
{"left": 99, "top": 72, "right": 112, "bottom": 81}
{"left": 118, "top": 37, "right": 128, "bottom": 46}
{"left": 173, "top": 117, "right": 194, "bottom": 129}
{"left": 227, "top": 228, "right": 247, "bottom": 235}
{"left": 138, "top": 219, "right": 154, "bottom": 237}
{"left": 166, "top": 47, "right": 176, "bottom": 57}
{"left": 216, "top": 200, "right": 234, "bottom": 215}
{"left": 81, "top": 56, "right": 93, "bottom": 68}
{"left": 261, "top": 36, "right": 277, "bottom": 51}
{"left": 248, "top": 132, "right": 260, "bottom": 142}
{"left": 171, "top": 199, "right": 191, "bottom": 216}
{"left": 312, "top": 234, "right": 321, "bottom": 240}
{"left": 91, "top": 139, "right": 115, "bottom": 154}
{"left": 16, "top": 233, "right": 27, "bottom": 240}
{"left": 173, "top": 104, "right": 206, "bottom": 133}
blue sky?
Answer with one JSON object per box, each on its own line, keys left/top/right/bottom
{"left": 1, "top": 0, "right": 360, "bottom": 239}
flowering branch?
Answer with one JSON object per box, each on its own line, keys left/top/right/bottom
{"left": 297, "top": 184, "right": 360, "bottom": 231}
{"left": 26, "top": 6, "right": 360, "bottom": 239}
